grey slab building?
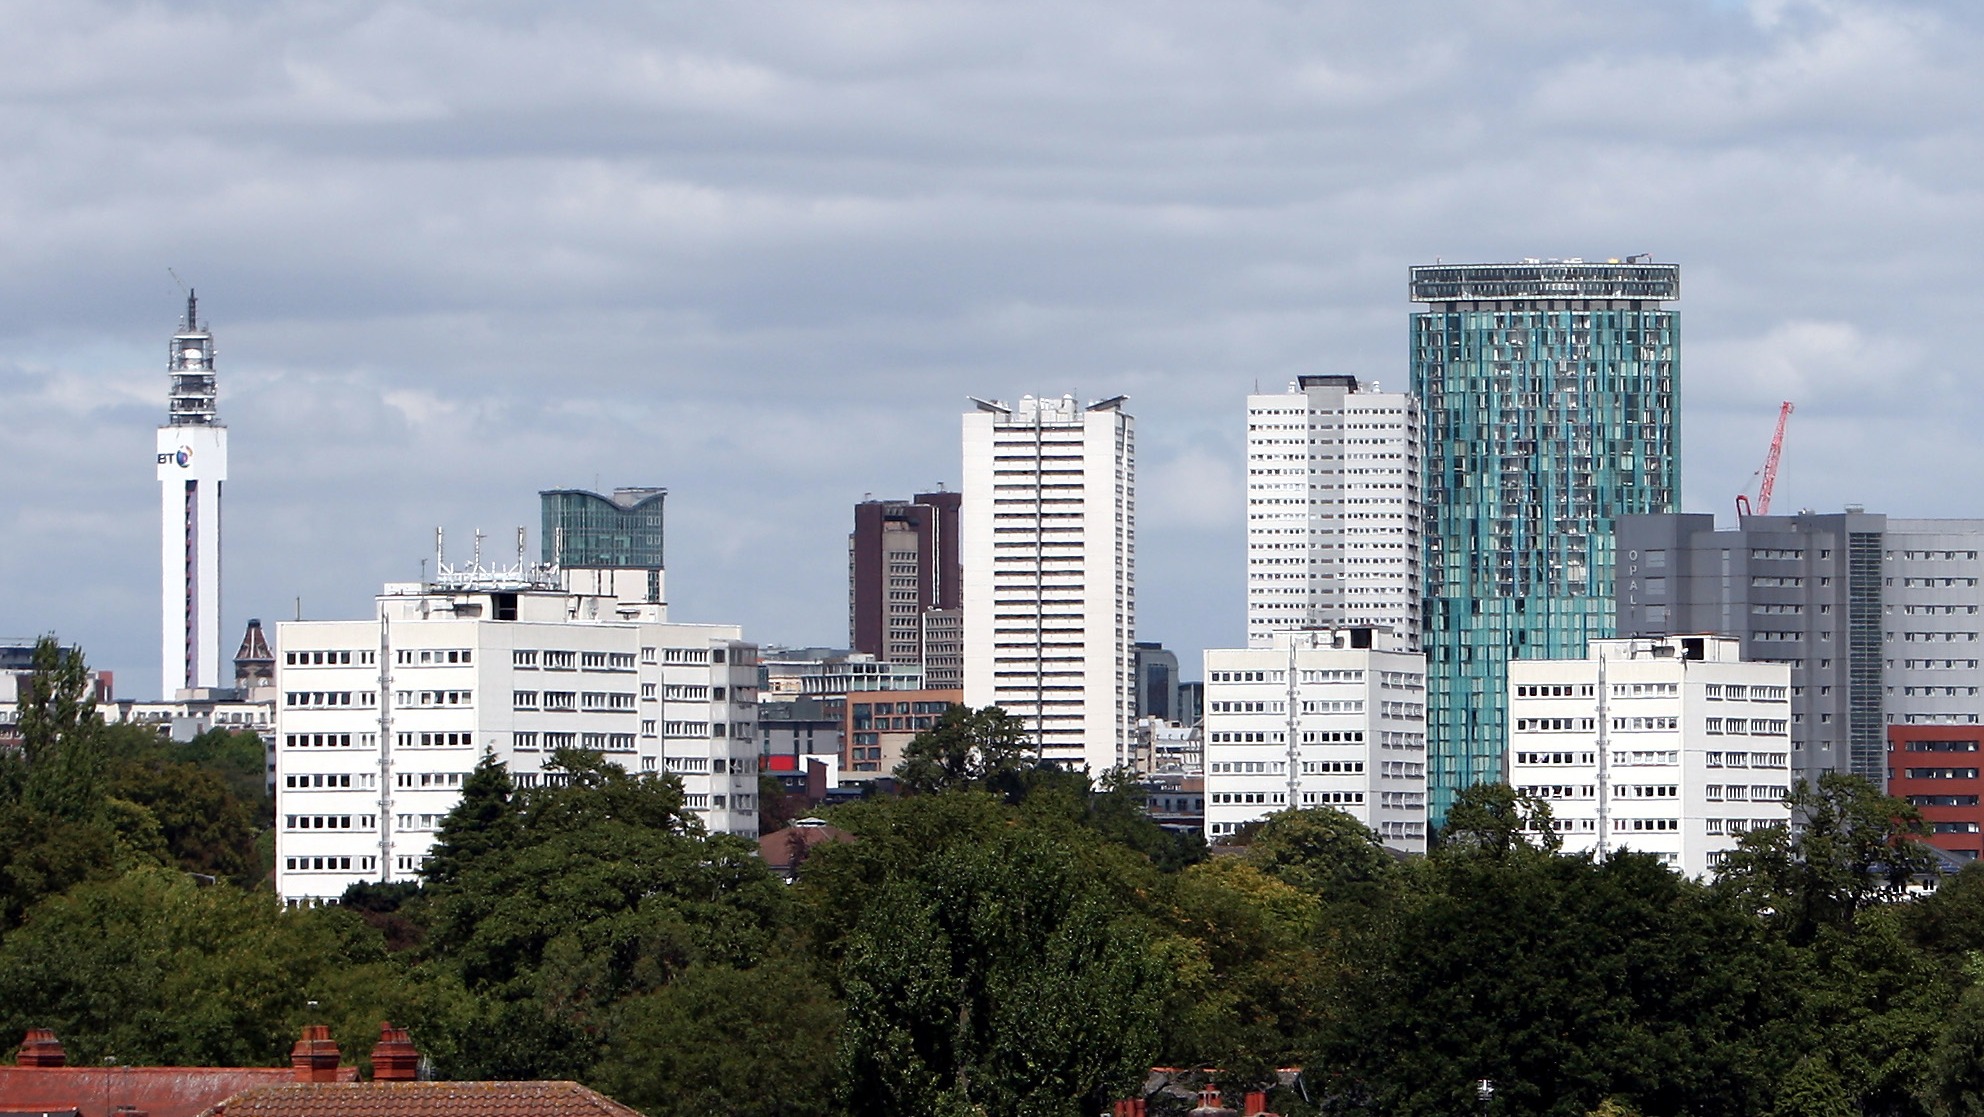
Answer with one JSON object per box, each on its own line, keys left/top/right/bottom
{"left": 1616, "top": 510, "right": 1984, "bottom": 786}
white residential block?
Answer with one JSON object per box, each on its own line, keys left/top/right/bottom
{"left": 1246, "top": 376, "right": 1421, "bottom": 649}
{"left": 1509, "top": 635, "right": 1793, "bottom": 877}
{"left": 962, "top": 394, "right": 1135, "bottom": 774}
{"left": 1202, "top": 627, "right": 1428, "bottom": 853}
{"left": 274, "top": 573, "right": 759, "bottom": 903}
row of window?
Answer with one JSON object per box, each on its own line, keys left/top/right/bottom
{"left": 286, "top": 650, "right": 374, "bottom": 666}
{"left": 284, "top": 814, "right": 376, "bottom": 830}
{"left": 513, "top": 650, "right": 640, "bottom": 670}
{"left": 285, "top": 856, "right": 376, "bottom": 872}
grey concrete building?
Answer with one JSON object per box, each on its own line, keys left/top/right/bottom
{"left": 1616, "top": 509, "right": 1984, "bottom": 786}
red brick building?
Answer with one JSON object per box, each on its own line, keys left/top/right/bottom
{"left": 1887, "top": 725, "right": 1984, "bottom": 860}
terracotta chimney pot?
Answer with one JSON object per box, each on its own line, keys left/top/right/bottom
{"left": 17, "top": 1029, "right": 67, "bottom": 1067}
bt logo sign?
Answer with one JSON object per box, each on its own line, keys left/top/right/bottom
{"left": 156, "top": 446, "right": 192, "bottom": 467}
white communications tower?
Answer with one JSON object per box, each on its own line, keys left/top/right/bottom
{"left": 157, "top": 291, "right": 228, "bottom": 695}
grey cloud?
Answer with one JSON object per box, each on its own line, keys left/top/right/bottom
{"left": 1, "top": 0, "right": 1980, "bottom": 688}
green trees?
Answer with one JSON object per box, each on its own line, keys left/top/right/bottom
{"left": 13, "top": 636, "right": 108, "bottom": 820}
{"left": 592, "top": 959, "right": 843, "bottom": 1117}
{"left": 419, "top": 749, "right": 792, "bottom": 1082}
{"left": 1, "top": 636, "right": 123, "bottom": 930}
{"left": 9, "top": 643, "right": 1984, "bottom": 1117}
{"left": 833, "top": 825, "right": 1164, "bottom": 1117}
{"left": 0, "top": 867, "right": 409, "bottom": 1068}
{"left": 1717, "top": 773, "right": 1937, "bottom": 944}
{"left": 892, "top": 704, "right": 1033, "bottom": 795}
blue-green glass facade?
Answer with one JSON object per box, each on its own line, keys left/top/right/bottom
{"left": 1411, "top": 262, "right": 1680, "bottom": 819}
{"left": 541, "top": 488, "right": 667, "bottom": 568}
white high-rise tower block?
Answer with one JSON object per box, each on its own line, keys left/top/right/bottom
{"left": 158, "top": 291, "right": 228, "bottom": 696}
{"left": 1245, "top": 375, "right": 1421, "bottom": 648}
{"left": 962, "top": 394, "right": 1135, "bottom": 775}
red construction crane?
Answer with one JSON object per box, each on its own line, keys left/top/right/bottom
{"left": 1735, "top": 401, "right": 1795, "bottom": 519}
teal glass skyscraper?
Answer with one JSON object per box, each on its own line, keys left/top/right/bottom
{"left": 1411, "top": 261, "right": 1680, "bottom": 818}
{"left": 541, "top": 487, "right": 667, "bottom": 569}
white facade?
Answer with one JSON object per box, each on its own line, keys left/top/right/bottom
{"left": 158, "top": 294, "right": 228, "bottom": 696}
{"left": 1246, "top": 376, "right": 1420, "bottom": 649}
{"left": 1509, "top": 635, "right": 1793, "bottom": 878}
{"left": 274, "top": 573, "right": 759, "bottom": 903}
{"left": 962, "top": 394, "right": 1135, "bottom": 774}
{"left": 1202, "top": 627, "right": 1428, "bottom": 853}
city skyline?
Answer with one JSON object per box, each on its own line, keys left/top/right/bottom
{"left": 3, "top": 2, "right": 1982, "bottom": 692}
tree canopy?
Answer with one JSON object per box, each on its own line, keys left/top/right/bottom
{"left": 5, "top": 644, "right": 1984, "bottom": 1117}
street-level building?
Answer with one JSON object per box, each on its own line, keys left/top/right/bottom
{"left": 1509, "top": 635, "right": 1792, "bottom": 877}
{"left": 1201, "top": 627, "right": 1428, "bottom": 853}
{"left": 962, "top": 394, "right": 1136, "bottom": 774}
{"left": 758, "top": 696, "right": 844, "bottom": 773}
{"left": 274, "top": 567, "right": 759, "bottom": 903}
{"left": 1246, "top": 375, "right": 1421, "bottom": 649}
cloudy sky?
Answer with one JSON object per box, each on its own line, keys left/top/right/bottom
{"left": 2, "top": 0, "right": 1978, "bottom": 696}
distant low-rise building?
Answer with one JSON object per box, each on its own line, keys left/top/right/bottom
{"left": 843, "top": 688, "right": 964, "bottom": 778}
{"left": 1136, "top": 716, "right": 1201, "bottom": 775}
{"left": 1509, "top": 635, "right": 1792, "bottom": 877}
{"left": 759, "top": 647, "right": 925, "bottom": 700}
{"left": 0, "top": 641, "right": 115, "bottom": 748}
{"left": 759, "top": 695, "right": 843, "bottom": 766}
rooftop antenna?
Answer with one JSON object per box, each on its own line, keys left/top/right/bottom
{"left": 516, "top": 526, "right": 527, "bottom": 570}
{"left": 435, "top": 527, "right": 445, "bottom": 575}
{"left": 472, "top": 529, "right": 484, "bottom": 572}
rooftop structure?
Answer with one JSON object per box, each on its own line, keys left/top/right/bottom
{"left": 541, "top": 487, "right": 666, "bottom": 566}
{"left": 1408, "top": 259, "right": 1681, "bottom": 304}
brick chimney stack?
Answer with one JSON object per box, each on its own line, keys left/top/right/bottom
{"left": 16, "top": 1029, "right": 67, "bottom": 1067}
{"left": 369, "top": 1023, "right": 420, "bottom": 1082}
{"left": 289, "top": 1025, "right": 343, "bottom": 1082}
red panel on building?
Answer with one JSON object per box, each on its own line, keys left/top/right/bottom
{"left": 1888, "top": 725, "right": 1984, "bottom": 860}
